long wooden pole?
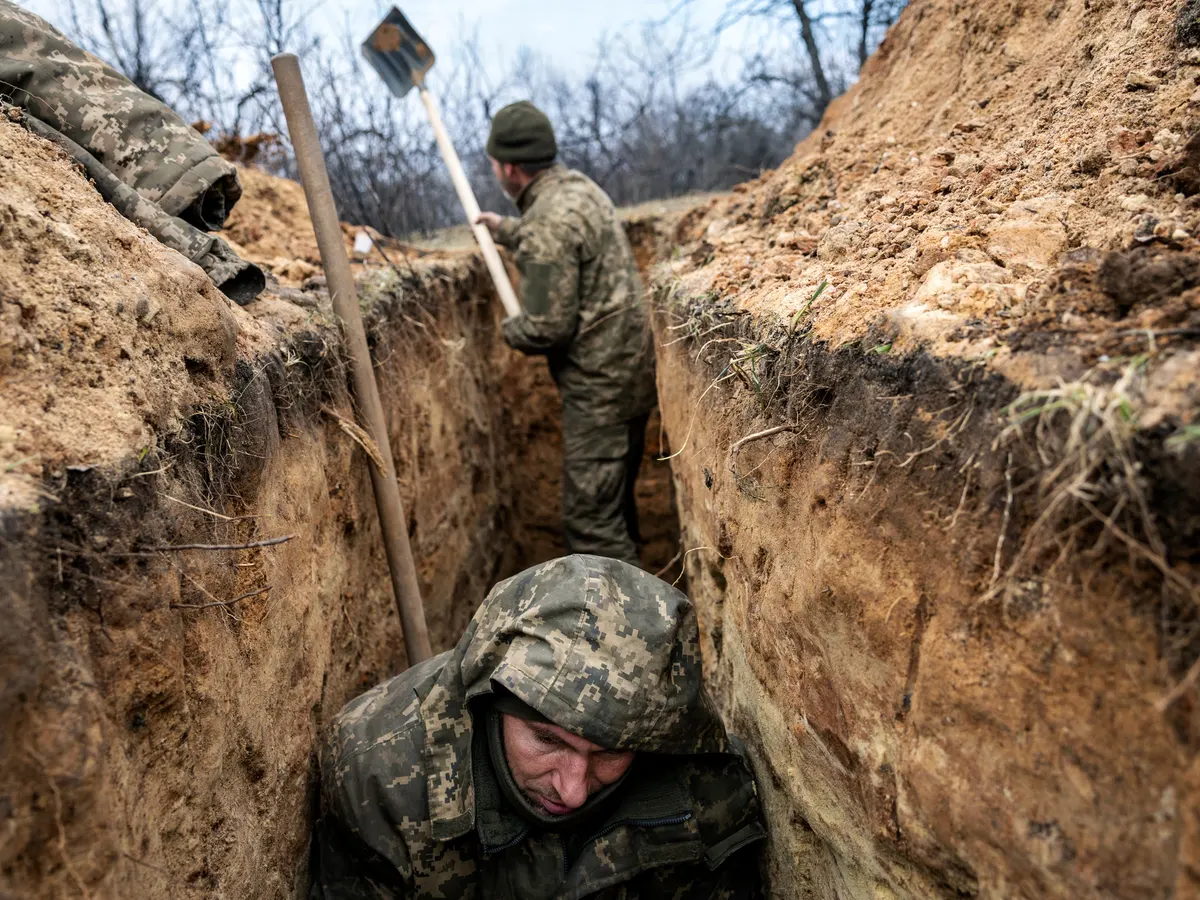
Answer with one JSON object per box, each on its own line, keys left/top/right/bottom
{"left": 271, "top": 53, "right": 432, "bottom": 665}
{"left": 417, "top": 87, "right": 522, "bottom": 318}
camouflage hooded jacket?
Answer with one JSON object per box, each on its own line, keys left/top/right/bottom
{"left": 495, "top": 167, "right": 657, "bottom": 435}
{"left": 0, "top": 0, "right": 239, "bottom": 229}
{"left": 311, "top": 555, "right": 767, "bottom": 900}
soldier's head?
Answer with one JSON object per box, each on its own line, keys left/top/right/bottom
{"left": 486, "top": 100, "right": 557, "bottom": 198}
{"left": 462, "top": 555, "right": 730, "bottom": 821}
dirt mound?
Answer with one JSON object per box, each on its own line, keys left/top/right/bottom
{"left": 224, "top": 165, "right": 442, "bottom": 287}
{"left": 672, "top": 0, "right": 1199, "bottom": 402}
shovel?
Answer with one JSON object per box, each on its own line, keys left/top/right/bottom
{"left": 361, "top": 8, "right": 522, "bottom": 319}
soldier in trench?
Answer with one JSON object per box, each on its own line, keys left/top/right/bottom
{"left": 474, "top": 102, "right": 657, "bottom": 570}
{"left": 309, "top": 554, "right": 768, "bottom": 899}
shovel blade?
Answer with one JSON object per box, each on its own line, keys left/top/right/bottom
{"left": 361, "top": 7, "right": 436, "bottom": 98}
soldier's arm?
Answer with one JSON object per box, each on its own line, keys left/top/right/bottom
{"left": 309, "top": 725, "right": 416, "bottom": 899}
{"left": 501, "top": 215, "right": 582, "bottom": 355}
{"left": 492, "top": 216, "right": 523, "bottom": 250}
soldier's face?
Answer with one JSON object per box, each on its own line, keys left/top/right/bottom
{"left": 490, "top": 158, "right": 523, "bottom": 199}
{"left": 501, "top": 715, "right": 635, "bottom": 816}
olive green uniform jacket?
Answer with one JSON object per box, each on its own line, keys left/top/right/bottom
{"left": 310, "top": 555, "right": 767, "bottom": 900}
{"left": 494, "top": 167, "right": 658, "bottom": 564}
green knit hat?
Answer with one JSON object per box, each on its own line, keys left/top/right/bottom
{"left": 486, "top": 101, "right": 557, "bottom": 164}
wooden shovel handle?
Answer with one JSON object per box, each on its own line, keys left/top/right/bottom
{"left": 418, "top": 88, "right": 523, "bottom": 318}
{"left": 272, "top": 53, "right": 432, "bottom": 665}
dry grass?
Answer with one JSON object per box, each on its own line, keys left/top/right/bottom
{"left": 987, "top": 359, "right": 1198, "bottom": 621}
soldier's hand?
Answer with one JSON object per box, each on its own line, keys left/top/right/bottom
{"left": 474, "top": 212, "right": 503, "bottom": 235}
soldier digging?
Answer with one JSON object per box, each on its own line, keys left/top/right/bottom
{"left": 309, "top": 555, "right": 767, "bottom": 899}
{"left": 475, "top": 102, "right": 657, "bottom": 569}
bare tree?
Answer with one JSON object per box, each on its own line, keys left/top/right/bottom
{"left": 673, "top": 0, "right": 909, "bottom": 120}
{"left": 854, "top": 0, "right": 906, "bottom": 66}
{"left": 46, "top": 0, "right": 900, "bottom": 237}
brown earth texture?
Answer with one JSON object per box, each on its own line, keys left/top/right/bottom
{"left": 2, "top": 0, "right": 1200, "bottom": 897}
{"left": 654, "top": 0, "right": 1199, "bottom": 897}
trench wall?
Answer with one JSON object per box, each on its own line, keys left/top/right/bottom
{"left": 0, "top": 107, "right": 680, "bottom": 897}
{"left": 1, "top": 255, "right": 560, "bottom": 897}
{"left": 652, "top": 299, "right": 1198, "bottom": 900}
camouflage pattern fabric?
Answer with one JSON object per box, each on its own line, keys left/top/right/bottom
{"left": 0, "top": 2, "right": 263, "bottom": 302}
{"left": 0, "top": 0, "right": 240, "bottom": 230}
{"left": 9, "top": 104, "right": 264, "bottom": 303}
{"left": 495, "top": 165, "right": 656, "bottom": 429}
{"left": 561, "top": 415, "right": 646, "bottom": 567}
{"left": 311, "top": 555, "right": 767, "bottom": 899}
{"left": 494, "top": 166, "right": 658, "bottom": 566}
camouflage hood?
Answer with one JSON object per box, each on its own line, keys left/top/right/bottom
{"left": 419, "top": 555, "right": 730, "bottom": 839}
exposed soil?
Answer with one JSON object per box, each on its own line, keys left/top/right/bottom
{"left": 222, "top": 165, "right": 450, "bottom": 287}
{"left": 668, "top": 0, "right": 1200, "bottom": 400}
{"left": 0, "top": 121, "right": 238, "bottom": 479}
{"left": 652, "top": 0, "right": 1200, "bottom": 898}
{"left": 6, "top": 0, "right": 1200, "bottom": 897}
{"left": 0, "top": 116, "right": 679, "bottom": 899}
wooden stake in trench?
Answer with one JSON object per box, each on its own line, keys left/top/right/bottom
{"left": 271, "top": 52, "right": 432, "bottom": 666}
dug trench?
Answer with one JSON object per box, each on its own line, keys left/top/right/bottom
{"left": 0, "top": 115, "right": 687, "bottom": 899}
{"left": 3, "top": 0, "right": 1200, "bottom": 897}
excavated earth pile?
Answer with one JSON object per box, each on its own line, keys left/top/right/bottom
{"left": 651, "top": 0, "right": 1199, "bottom": 898}
{"left": 0, "top": 119, "right": 674, "bottom": 897}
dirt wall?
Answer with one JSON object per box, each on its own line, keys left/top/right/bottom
{"left": 655, "top": 314, "right": 1196, "bottom": 899}
{"left": 0, "top": 118, "right": 678, "bottom": 897}
{"left": 651, "top": 0, "right": 1200, "bottom": 897}
{"left": 0, "top": 244, "right": 524, "bottom": 898}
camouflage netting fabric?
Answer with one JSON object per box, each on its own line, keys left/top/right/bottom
{"left": 0, "top": 0, "right": 263, "bottom": 303}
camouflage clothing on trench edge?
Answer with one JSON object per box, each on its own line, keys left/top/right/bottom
{"left": 494, "top": 166, "right": 658, "bottom": 565}
{"left": 0, "top": 1, "right": 263, "bottom": 302}
{"left": 0, "top": 0, "right": 239, "bottom": 228}
{"left": 311, "top": 555, "right": 767, "bottom": 899}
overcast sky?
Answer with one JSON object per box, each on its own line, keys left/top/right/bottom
{"left": 309, "top": 0, "right": 749, "bottom": 76}
{"left": 31, "top": 0, "right": 768, "bottom": 87}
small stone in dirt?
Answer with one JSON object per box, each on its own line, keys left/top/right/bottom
{"left": 951, "top": 119, "right": 986, "bottom": 134}
{"left": 1134, "top": 214, "right": 1159, "bottom": 242}
{"left": 1125, "top": 72, "right": 1161, "bottom": 91}
{"left": 930, "top": 148, "right": 956, "bottom": 167}
{"left": 1072, "top": 149, "right": 1110, "bottom": 176}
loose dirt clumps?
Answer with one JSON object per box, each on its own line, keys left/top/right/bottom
{"left": 670, "top": 0, "right": 1200, "bottom": 395}
{"left": 653, "top": 0, "right": 1199, "bottom": 898}
{"left": 0, "top": 120, "right": 238, "bottom": 481}
{"left": 223, "top": 165, "right": 443, "bottom": 286}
